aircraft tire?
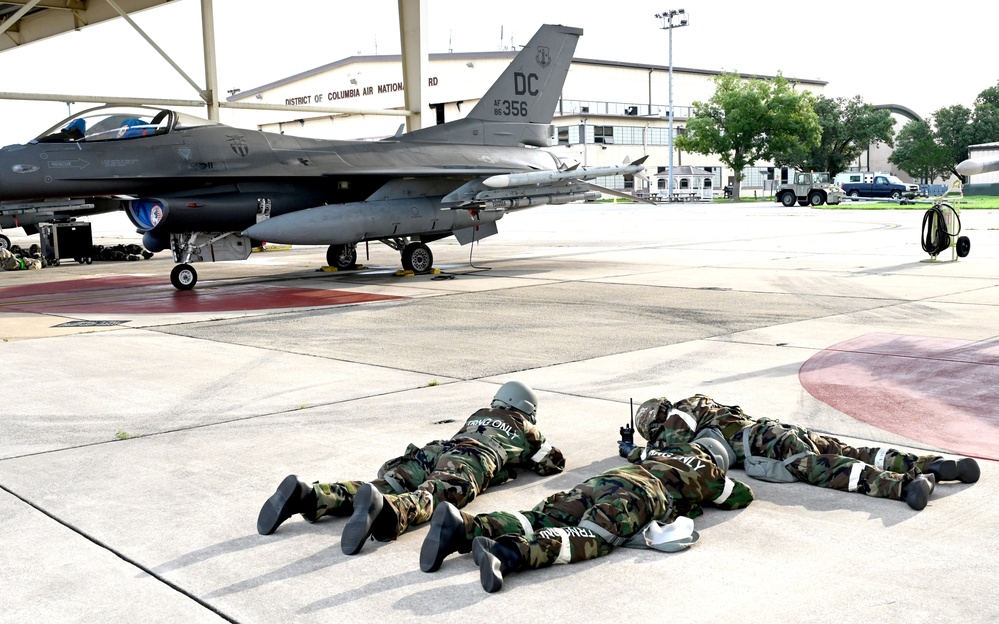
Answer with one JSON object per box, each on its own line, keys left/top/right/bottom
{"left": 0, "top": 234, "right": 10, "bottom": 250}
{"left": 171, "top": 263, "right": 198, "bottom": 290}
{"left": 402, "top": 242, "right": 433, "bottom": 273}
{"left": 326, "top": 244, "right": 357, "bottom": 270}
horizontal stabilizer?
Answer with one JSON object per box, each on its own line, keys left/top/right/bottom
{"left": 586, "top": 182, "right": 657, "bottom": 205}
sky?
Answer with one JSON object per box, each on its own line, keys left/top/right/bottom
{"left": 1, "top": 0, "right": 996, "bottom": 146}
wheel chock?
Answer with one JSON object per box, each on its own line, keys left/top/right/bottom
{"left": 320, "top": 266, "right": 339, "bottom": 272}
{"left": 395, "top": 269, "right": 415, "bottom": 277}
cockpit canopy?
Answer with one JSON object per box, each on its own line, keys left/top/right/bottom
{"left": 33, "top": 105, "right": 218, "bottom": 144}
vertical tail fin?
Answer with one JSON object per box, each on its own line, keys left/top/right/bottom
{"left": 402, "top": 24, "right": 582, "bottom": 147}
{"left": 467, "top": 24, "right": 582, "bottom": 124}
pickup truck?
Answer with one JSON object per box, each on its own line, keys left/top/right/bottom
{"left": 841, "top": 175, "right": 912, "bottom": 200}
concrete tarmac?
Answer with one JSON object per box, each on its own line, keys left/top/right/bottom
{"left": 1, "top": 201, "right": 997, "bottom": 623}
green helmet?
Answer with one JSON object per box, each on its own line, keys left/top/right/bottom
{"left": 491, "top": 381, "right": 539, "bottom": 422}
{"left": 636, "top": 398, "right": 672, "bottom": 442}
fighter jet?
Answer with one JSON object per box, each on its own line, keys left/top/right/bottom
{"left": 0, "top": 24, "right": 647, "bottom": 289}
{"left": 956, "top": 156, "right": 999, "bottom": 177}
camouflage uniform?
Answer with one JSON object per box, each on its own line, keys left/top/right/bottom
{"left": 0, "top": 247, "right": 42, "bottom": 270}
{"left": 636, "top": 394, "right": 942, "bottom": 502}
{"left": 306, "top": 407, "right": 564, "bottom": 538}
{"left": 454, "top": 442, "right": 752, "bottom": 570}
{"left": 92, "top": 244, "right": 154, "bottom": 261}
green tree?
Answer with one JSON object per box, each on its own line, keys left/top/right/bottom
{"left": 773, "top": 95, "right": 895, "bottom": 177}
{"left": 970, "top": 81, "right": 999, "bottom": 145}
{"left": 932, "top": 104, "right": 974, "bottom": 178}
{"left": 676, "top": 73, "right": 820, "bottom": 200}
{"left": 889, "top": 120, "right": 951, "bottom": 183}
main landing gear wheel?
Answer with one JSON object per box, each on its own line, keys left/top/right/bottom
{"left": 171, "top": 263, "right": 198, "bottom": 290}
{"left": 326, "top": 244, "right": 357, "bottom": 270}
{"left": 402, "top": 242, "right": 433, "bottom": 273}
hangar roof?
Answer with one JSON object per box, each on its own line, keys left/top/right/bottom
{"left": 0, "top": 0, "right": 173, "bottom": 52}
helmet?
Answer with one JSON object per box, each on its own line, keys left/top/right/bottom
{"left": 636, "top": 398, "right": 671, "bottom": 442}
{"left": 491, "top": 381, "right": 539, "bottom": 422}
{"left": 692, "top": 429, "right": 732, "bottom": 474}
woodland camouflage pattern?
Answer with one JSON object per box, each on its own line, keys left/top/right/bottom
{"left": 458, "top": 442, "right": 753, "bottom": 570}
{"left": 304, "top": 407, "right": 564, "bottom": 536}
{"left": 636, "top": 394, "right": 943, "bottom": 500}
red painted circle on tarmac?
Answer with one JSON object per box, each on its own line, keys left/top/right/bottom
{"left": 800, "top": 333, "right": 999, "bottom": 461}
{"left": 0, "top": 276, "right": 404, "bottom": 314}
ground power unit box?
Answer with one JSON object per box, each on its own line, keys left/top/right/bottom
{"left": 39, "top": 221, "right": 93, "bottom": 265}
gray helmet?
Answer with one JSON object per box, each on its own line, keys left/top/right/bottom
{"left": 491, "top": 381, "right": 539, "bottom": 422}
{"left": 692, "top": 429, "right": 733, "bottom": 474}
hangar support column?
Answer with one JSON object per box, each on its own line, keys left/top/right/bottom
{"left": 201, "top": 0, "right": 220, "bottom": 121}
{"left": 398, "top": 0, "right": 429, "bottom": 132}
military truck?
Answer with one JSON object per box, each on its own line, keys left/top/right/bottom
{"left": 775, "top": 171, "right": 844, "bottom": 206}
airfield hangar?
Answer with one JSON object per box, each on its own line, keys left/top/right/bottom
{"left": 227, "top": 51, "right": 830, "bottom": 200}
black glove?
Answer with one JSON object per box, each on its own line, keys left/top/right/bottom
{"left": 618, "top": 440, "right": 636, "bottom": 458}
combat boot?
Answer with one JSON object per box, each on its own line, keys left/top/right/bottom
{"left": 927, "top": 458, "right": 980, "bottom": 484}
{"left": 420, "top": 502, "right": 471, "bottom": 573}
{"left": 903, "top": 475, "right": 934, "bottom": 511}
{"left": 257, "top": 475, "right": 315, "bottom": 535}
{"left": 341, "top": 483, "right": 399, "bottom": 555}
{"left": 473, "top": 536, "right": 523, "bottom": 593}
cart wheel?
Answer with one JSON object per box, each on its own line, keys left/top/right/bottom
{"left": 956, "top": 236, "right": 971, "bottom": 258}
{"left": 76, "top": 257, "right": 83, "bottom": 264}
{"left": 85, "top": 257, "right": 93, "bottom": 265}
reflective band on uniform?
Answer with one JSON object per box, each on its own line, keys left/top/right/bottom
{"left": 874, "top": 448, "right": 887, "bottom": 470}
{"left": 512, "top": 511, "right": 534, "bottom": 537}
{"left": 668, "top": 408, "right": 697, "bottom": 431}
{"left": 549, "top": 528, "right": 572, "bottom": 564}
{"left": 713, "top": 477, "right": 735, "bottom": 504}
{"left": 578, "top": 520, "right": 627, "bottom": 546}
{"left": 848, "top": 462, "right": 864, "bottom": 492}
{"left": 382, "top": 474, "right": 407, "bottom": 494}
{"left": 531, "top": 442, "right": 553, "bottom": 463}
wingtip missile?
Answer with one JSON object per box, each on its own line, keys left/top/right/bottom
{"left": 482, "top": 162, "right": 647, "bottom": 189}
{"left": 956, "top": 157, "right": 999, "bottom": 176}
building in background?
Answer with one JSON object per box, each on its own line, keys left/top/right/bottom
{"left": 228, "top": 52, "right": 828, "bottom": 199}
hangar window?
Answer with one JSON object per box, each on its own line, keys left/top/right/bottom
{"left": 594, "top": 126, "right": 614, "bottom": 144}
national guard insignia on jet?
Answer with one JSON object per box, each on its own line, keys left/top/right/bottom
{"left": 227, "top": 135, "right": 250, "bottom": 157}
{"left": 536, "top": 46, "right": 551, "bottom": 68}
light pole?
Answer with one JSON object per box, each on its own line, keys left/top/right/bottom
{"left": 656, "top": 9, "right": 688, "bottom": 202}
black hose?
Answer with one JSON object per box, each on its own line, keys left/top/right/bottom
{"left": 921, "top": 204, "right": 961, "bottom": 255}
